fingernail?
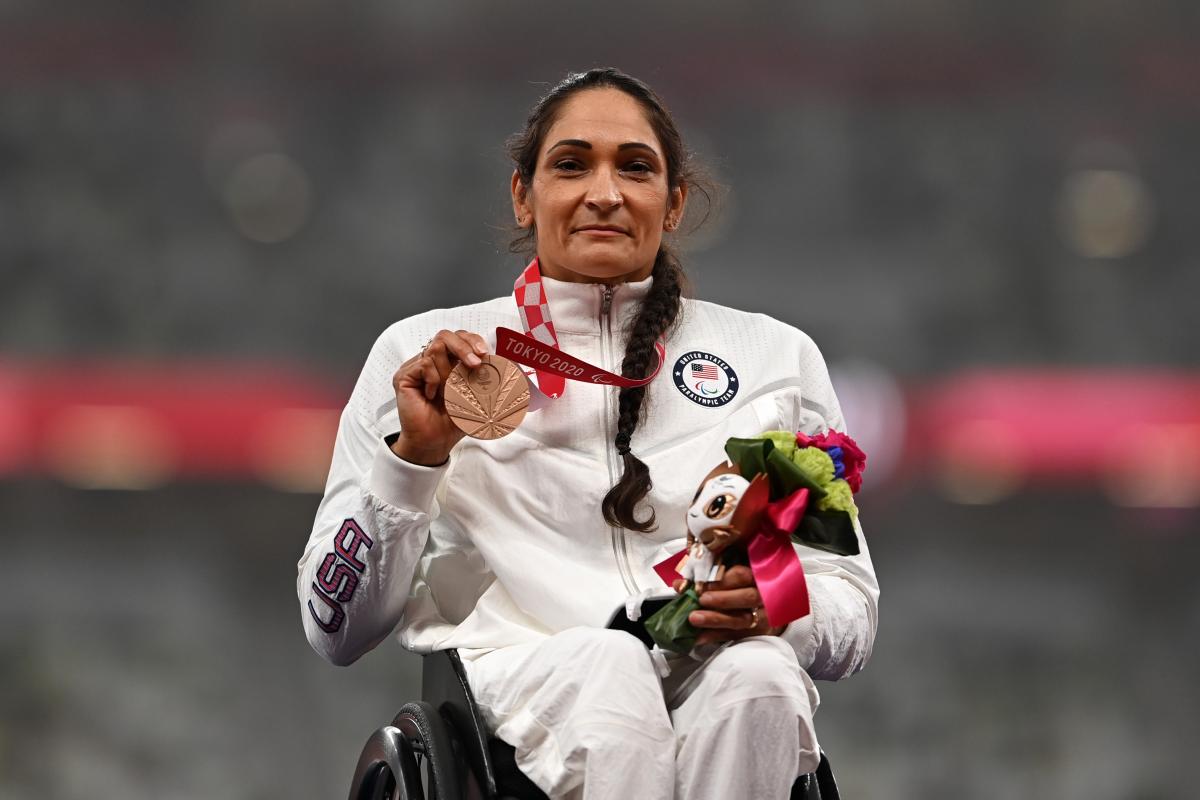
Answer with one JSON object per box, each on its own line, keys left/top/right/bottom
{"left": 473, "top": 341, "right": 488, "bottom": 354}
{"left": 466, "top": 354, "right": 481, "bottom": 367}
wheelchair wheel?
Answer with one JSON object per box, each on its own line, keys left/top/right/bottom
{"left": 391, "top": 700, "right": 464, "bottom": 800}
{"left": 347, "top": 725, "right": 424, "bottom": 800}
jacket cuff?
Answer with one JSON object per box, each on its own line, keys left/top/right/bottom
{"left": 779, "top": 608, "right": 818, "bottom": 671}
{"left": 368, "top": 438, "right": 448, "bottom": 512}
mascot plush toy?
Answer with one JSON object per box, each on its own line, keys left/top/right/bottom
{"left": 676, "top": 466, "right": 767, "bottom": 592}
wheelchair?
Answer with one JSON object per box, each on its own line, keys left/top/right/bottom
{"left": 347, "top": 648, "right": 841, "bottom": 799}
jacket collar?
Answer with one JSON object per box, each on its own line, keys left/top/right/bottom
{"left": 536, "top": 273, "right": 654, "bottom": 336}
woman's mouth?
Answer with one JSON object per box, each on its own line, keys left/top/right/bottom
{"left": 575, "top": 226, "right": 627, "bottom": 237}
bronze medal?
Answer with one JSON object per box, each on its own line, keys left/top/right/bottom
{"left": 444, "top": 354, "right": 529, "bottom": 440}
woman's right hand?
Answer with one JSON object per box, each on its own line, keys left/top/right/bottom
{"left": 390, "top": 329, "right": 491, "bottom": 466}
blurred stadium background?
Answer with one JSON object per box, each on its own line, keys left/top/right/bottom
{"left": 2, "top": 2, "right": 1198, "bottom": 798}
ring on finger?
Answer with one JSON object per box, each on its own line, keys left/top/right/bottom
{"left": 749, "top": 607, "right": 761, "bottom": 629}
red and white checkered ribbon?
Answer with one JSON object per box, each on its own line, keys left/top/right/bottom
{"left": 506, "top": 258, "right": 665, "bottom": 401}
{"left": 512, "top": 258, "right": 566, "bottom": 399}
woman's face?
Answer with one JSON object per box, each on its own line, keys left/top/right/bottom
{"left": 512, "top": 87, "right": 686, "bottom": 284}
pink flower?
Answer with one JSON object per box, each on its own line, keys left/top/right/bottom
{"left": 795, "top": 430, "right": 867, "bottom": 493}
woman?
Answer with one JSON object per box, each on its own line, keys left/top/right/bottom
{"left": 298, "top": 68, "right": 879, "bottom": 800}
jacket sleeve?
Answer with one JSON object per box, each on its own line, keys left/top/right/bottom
{"left": 296, "top": 332, "right": 447, "bottom": 667}
{"left": 777, "top": 333, "right": 881, "bottom": 681}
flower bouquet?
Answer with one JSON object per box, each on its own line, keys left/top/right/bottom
{"left": 643, "top": 429, "right": 867, "bottom": 654}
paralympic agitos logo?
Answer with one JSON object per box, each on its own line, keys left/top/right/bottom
{"left": 672, "top": 351, "right": 738, "bottom": 407}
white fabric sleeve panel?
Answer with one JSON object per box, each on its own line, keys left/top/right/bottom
{"left": 777, "top": 332, "right": 880, "bottom": 681}
{"left": 296, "top": 331, "right": 448, "bottom": 667}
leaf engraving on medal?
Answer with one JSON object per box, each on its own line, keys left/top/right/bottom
{"left": 446, "top": 371, "right": 487, "bottom": 418}
{"left": 442, "top": 399, "right": 489, "bottom": 424}
{"left": 445, "top": 354, "right": 529, "bottom": 440}
{"left": 492, "top": 366, "right": 530, "bottom": 419}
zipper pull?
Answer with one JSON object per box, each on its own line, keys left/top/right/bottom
{"left": 600, "top": 284, "right": 615, "bottom": 317}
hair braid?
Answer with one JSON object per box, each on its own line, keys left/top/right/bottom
{"left": 601, "top": 249, "right": 686, "bottom": 532}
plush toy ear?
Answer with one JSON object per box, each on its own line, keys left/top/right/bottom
{"left": 730, "top": 473, "right": 770, "bottom": 537}
{"left": 691, "top": 461, "right": 742, "bottom": 502}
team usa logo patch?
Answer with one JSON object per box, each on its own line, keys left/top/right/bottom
{"left": 672, "top": 351, "right": 738, "bottom": 407}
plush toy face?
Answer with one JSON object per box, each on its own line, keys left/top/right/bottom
{"left": 687, "top": 472, "right": 751, "bottom": 552}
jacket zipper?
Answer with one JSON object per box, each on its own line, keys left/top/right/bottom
{"left": 600, "top": 284, "right": 641, "bottom": 595}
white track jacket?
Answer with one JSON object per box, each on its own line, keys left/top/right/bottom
{"left": 297, "top": 274, "right": 879, "bottom": 679}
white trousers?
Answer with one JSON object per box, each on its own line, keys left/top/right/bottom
{"left": 462, "top": 627, "right": 822, "bottom": 800}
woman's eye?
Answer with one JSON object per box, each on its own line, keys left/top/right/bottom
{"left": 704, "top": 493, "right": 737, "bottom": 519}
{"left": 623, "top": 161, "right": 652, "bottom": 174}
{"left": 553, "top": 159, "right": 584, "bottom": 172}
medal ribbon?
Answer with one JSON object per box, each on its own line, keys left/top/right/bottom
{"left": 507, "top": 258, "right": 665, "bottom": 398}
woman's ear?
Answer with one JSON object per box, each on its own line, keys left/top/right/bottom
{"left": 664, "top": 183, "right": 688, "bottom": 231}
{"left": 511, "top": 170, "right": 532, "bottom": 228}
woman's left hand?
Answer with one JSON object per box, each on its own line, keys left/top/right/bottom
{"left": 688, "top": 565, "right": 784, "bottom": 645}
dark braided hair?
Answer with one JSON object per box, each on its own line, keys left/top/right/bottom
{"left": 506, "top": 68, "right": 709, "bottom": 532}
{"left": 602, "top": 248, "right": 686, "bottom": 530}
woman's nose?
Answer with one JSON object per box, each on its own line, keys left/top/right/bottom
{"left": 584, "top": 167, "right": 622, "bottom": 211}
